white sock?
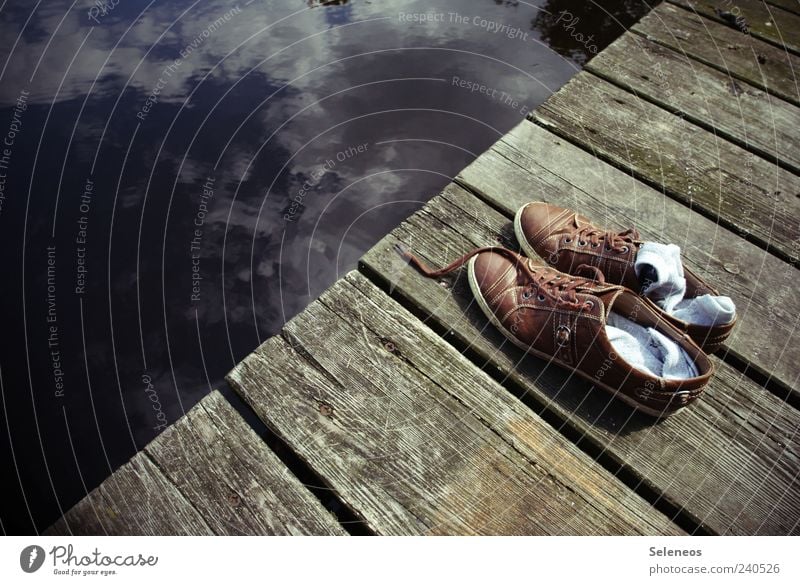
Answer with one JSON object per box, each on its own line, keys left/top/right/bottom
{"left": 635, "top": 242, "right": 735, "bottom": 326}
{"left": 646, "top": 327, "right": 698, "bottom": 379}
{"left": 672, "top": 294, "right": 737, "bottom": 327}
{"left": 607, "top": 312, "right": 698, "bottom": 380}
{"left": 635, "top": 242, "right": 686, "bottom": 312}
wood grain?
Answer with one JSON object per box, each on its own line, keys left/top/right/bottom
{"left": 45, "top": 452, "right": 213, "bottom": 536}
{"left": 635, "top": 2, "right": 800, "bottom": 107}
{"left": 587, "top": 32, "right": 800, "bottom": 173}
{"left": 228, "top": 273, "right": 682, "bottom": 535}
{"left": 765, "top": 0, "right": 800, "bottom": 16}
{"left": 531, "top": 71, "right": 800, "bottom": 264}
{"left": 456, "top": 119, "right": 800, "bottom": 400}
{"left": 43, "top": 2, "right": 800, "bottom": 539}
{"left": 669, "top": 0, "right": 800, "bottom": 54}
{"left": 144, "top": 391, "right": 346, "bottom": 535}
{"left": 361, "top": 181, "right": 800, "bottom": 535}
{"left": 46, "top": 391, "right": 345, "bottom": 535}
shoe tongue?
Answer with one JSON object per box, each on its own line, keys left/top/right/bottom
{"left": 592, "top": 288, "right": 625, "bottom": 320}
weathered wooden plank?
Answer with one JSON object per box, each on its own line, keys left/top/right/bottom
{"left": 145, "top": 391, "right": 346, "bottom": 535}
{"left": 327, "top": 274, "right": 683, "bottom": 533}
{"left": 457, "top": 120, "right": 800, "bottom": 401}
{"left": 669, "top": 0, "right": 800, "bottom": 54}
{"left": 766, "top": 0, "right": 800, "bottom": 16}
{"left": 361, "top": 181, "right": 800, "bottom": 535}
{"left": 635, "top": 2, "right": 800, "bottom": 107}
{"left": 45, "top": 453, "right": 213, "bottom": 536}
{"left": 531, "top": 71, "right": 800, "bottom": 264}
{"left": 46, "top": 391, "right": 345, "bottom": 535}
{"left": 228, "top": 273, "right": 682, "bottom": 535}
{"left": 586, "top": 32, "right": 800, "bottom": 173}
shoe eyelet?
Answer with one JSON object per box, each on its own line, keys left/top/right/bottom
{"left": 564, "top": 237, "right": 572, "bottom": 243}
{"left": 578, "top": 240, "right": 586, "bottom": 246}
{"left": 537, "top": 294, "right": 546, "bottom": 302}
{"left": 522, "top": 290, "right": 532, "bottom": 300}
{"left": 584, "top": 300, "right": 595, "bottom": 310}
{"left": 590, "top": 242, "right": 599, "bottom": 248}
{"left": 619, "top": 246, "right": 629, "bottom": 253}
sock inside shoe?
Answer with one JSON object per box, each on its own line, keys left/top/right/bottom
{"left": 635, "top": 242, "right": 736, "bottom": 326}
{"left": 606, "top": 312, "right": 699, "bottom": 380}
{"left": 671, "top": 294, "right": 736, "bottom": 327}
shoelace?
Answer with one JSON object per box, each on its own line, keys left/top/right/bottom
{"left": 571, "top": 218, "right": 640, "bottom": 253}
{"left": 395, "top": 244, "right": 605, "bottom": 309}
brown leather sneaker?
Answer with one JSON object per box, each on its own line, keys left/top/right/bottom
{"left": 514, "top": 202, "right": 736, "bottom": 352}
{"left": 398, "top": 245, "right": 714, "bottom": 417}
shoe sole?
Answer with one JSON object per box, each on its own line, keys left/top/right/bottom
{"left": 466, "top": 255, "right": 677, "bottom": 418}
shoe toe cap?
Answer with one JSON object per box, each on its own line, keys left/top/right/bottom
{"left": 519, "top": 202, "right": 570, "bottom": 242}
{"left": 470, "top": 251, "right": 518, "bottom": 303}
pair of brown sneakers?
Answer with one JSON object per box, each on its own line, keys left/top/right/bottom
{"left": 400, "top": 202, "right": 736, "bottom": 417}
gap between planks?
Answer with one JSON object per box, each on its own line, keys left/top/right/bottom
{"left": 458, "top": 119, "right": 800, "bottom": 403}
{"left": 360, "top": 180, "right": 800, "bottom": 535}
{"left": 633, "top": 1, "right": 800, "bottom": 107}
{"left": 529, "top": 71, "right": 800, "bottom": 267}
{"left": 228, "top": 272, "right": 684, "bottom": 535}
{"left": 584, "top": 30, "right": 800, "bottom": 174}
{"left": 45, "top": 391, "right": 347, "bottom": 536}
{"left": 668, "top": 0, "right": 800, "bottom": 56}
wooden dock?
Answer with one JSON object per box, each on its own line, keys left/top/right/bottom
{"left": 47, "top": 0, "right": 800, "bottom": 536}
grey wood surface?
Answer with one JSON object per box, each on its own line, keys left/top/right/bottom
{"left": 587, "top": 32, "right": 800, "bottom": 173}
{"left": 227, "top": 272, "right": 682, "bottom": 535}
{"left": 531, "top": 71, "right": 800, "bottom": 264}
{"left": 669, "top": 0, "right": 800, "bottom": 54}
{"left": 44, "top": 0, "right": 800, "bottom": 538}
{"left": 361, "top": 182, "right": 800, "bottom": 535}
{"left": 144, "top": 391, "right": 346, "bottom": 535}
{"left": 46, "top": 391, "right": 345, "bottom": 535}
{"left": 45, "top": 452, "right": 213, "bottom": 536}
{"left": 635, "top": 2, "right": 800, "bottom": 107}
{"left": 457, "top": 119, "right": 799, "bottom": 401}
{"left": 765, "top": 0, "right": 800, "bottom": 16}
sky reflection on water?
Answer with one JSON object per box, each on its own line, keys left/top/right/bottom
{"left": 0, "top": 0, "right": 653, "bottom": 533}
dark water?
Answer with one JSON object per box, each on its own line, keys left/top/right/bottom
{"left": 0, "top": 0, "right": 653, "bottom": 534}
